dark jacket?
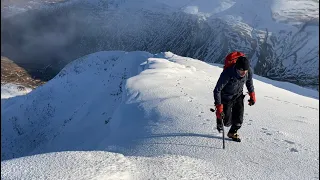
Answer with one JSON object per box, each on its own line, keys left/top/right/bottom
{"left": 214, "top": 65, "right": 254, "bottom": 105}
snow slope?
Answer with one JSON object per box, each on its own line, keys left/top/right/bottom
{"left": 1, "top": 51, "right": 319, "bottom": 179}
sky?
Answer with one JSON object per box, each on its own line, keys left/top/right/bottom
{"left": 1, "top": 51, "right": 319, "bottom": 180}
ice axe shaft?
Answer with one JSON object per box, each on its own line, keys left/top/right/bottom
{"left": 210, "top": 108, "right": 225, "bottom": 149}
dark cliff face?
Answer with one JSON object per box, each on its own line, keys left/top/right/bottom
{"left": 1, "top": 0, "right": 318, "bottom": 89}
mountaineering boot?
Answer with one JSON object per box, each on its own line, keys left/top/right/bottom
{"left": 227, "top": 127, "right": 241, "bottom": 142}
{"left": 227, "top": 132, "right": 241, "bottom": 142}
{"left": 227, "top": 132, "right": 239, "bottom": 138}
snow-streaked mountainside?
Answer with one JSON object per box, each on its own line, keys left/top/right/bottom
{"left": 1, "top": 0, "right": 67, "bottom": 18}
{"left": 1, "top": 51, "right": 319, "bottom": 179}
{"left": 1, "top": 0, "right": 318, "bottom": 89}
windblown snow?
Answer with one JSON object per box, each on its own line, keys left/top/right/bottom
{"left": 1, "top": 51, "right": 319, "bottom": 180}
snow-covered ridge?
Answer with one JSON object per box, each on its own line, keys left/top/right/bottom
{"left": 1, "top": 51, "right": 318, "bottom": 179}
{"left": 1, "top": 51, "right": 152, "bottom": 160}
{"left": 1, "top": 0, "right": 318, "bottom": 89}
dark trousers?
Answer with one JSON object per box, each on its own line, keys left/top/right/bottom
{"left": 222, "top": 94, "right": 245, "bottom": 133}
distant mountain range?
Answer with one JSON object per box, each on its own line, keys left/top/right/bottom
{"left": 1, "top": 0, "right": 318, "bottom": 89}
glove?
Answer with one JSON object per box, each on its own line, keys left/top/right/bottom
{"left": 215, "top": 104, "right": 224, "bottom": 119}
{"left": 248, "top": 92, "right": 256, "bottom": 106}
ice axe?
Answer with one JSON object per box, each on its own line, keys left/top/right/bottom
{"left": 210, "top": 108, "right": 225, "bottom": 149}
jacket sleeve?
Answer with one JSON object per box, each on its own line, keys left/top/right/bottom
{"left": 213, "top": 70, "right": 230, "bottom": 105}
{"left": 246, "top": 68, "right": 254, "bottom": 93}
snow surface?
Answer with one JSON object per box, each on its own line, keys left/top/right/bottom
{"left": 1, "top": 151, "right": 225, "bottom": 180}
{"left": 1, "top": 51, "right": 319, "bottom": 179}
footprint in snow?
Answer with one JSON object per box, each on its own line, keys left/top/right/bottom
{"left": 261, "top": 128, "right": 272, "bottom": 135}
{"left": 296, "top": 116, "right": 307, "bottom": 119}
{"left": 246, "top": 120, "right": 253, "bottom": 125}
{"left": 284, "top": 140, "right": 295, "bottom": 144}
{"left": 293, "top": 119, "right": 308, "bottom": 124}
{"left": 276, "top": 139, "right": 299, "bottom": 153}
{"left": 290, "top": 148, "right": 299, "bottom": 152}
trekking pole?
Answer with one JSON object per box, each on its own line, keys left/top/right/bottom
{"left": 210, "top": 108, "right": 225, "bottom": 149}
